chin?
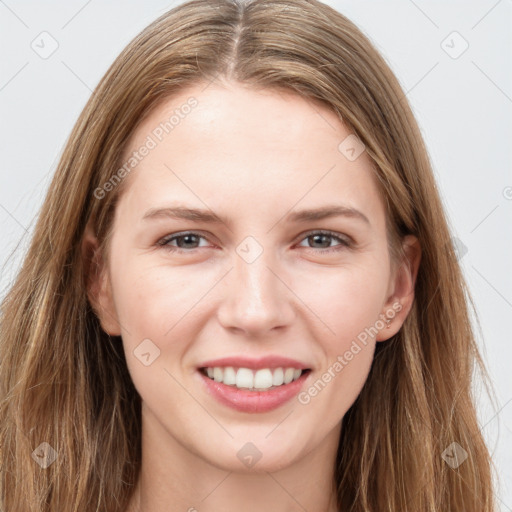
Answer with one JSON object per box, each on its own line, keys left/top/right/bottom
{"left": 202, "top": 439, "right": 304, "bottom": 474}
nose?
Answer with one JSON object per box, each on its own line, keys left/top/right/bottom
{"left": 216, "top": 249, "right": 296, "bottom": 337}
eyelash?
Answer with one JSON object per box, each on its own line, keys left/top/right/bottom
{"left": 156, "top": 230, "right": 352, "bottom": 255}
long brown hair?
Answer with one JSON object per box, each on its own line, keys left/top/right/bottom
{"left": 0, "top": 0, "right": 498, "bottom": 510}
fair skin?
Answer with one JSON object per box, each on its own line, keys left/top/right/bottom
{"left": 84, "top": 80, "right": 420, "bottom": 512}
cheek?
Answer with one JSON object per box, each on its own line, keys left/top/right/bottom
{"left": 298, "top": 272, "right": 381, "bottom": 421}
{"left": 112, "top": 250, "right": 389, "bottom": 346}
{"left": 112, "top": 261, "right": 202, "bottom": 339}
{"left": 111, "top": 264, "right": 202, "bottom": 401}
{"left": 304, "top": 265, "right": 388, "bottom": 410}
{"left": 294, "top": 262, "right": 386, "bottom": 407}
{"left": 299, "top": 261, "right": 388, "bottom": 344}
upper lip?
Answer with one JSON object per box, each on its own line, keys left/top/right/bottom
{"left": 198, "top": 355, "right": 311, "bottom": 370}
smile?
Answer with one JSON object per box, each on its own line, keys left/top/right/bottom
{"left": 200, "top": 366, "right": 308, "bottom": 391}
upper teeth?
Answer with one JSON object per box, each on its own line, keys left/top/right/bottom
{"left": 204, "top": 367, "right": 303, "bottom": 390}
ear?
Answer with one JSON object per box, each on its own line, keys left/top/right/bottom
{"left": 376, "top": 234, "right": 421, "bottom": 342}
{"left": 82, "top": 223, "right": 122, "bottom": 336}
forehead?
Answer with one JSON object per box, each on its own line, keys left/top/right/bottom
{"left": 116, "top": 81, "right": 385, "bottom": 226}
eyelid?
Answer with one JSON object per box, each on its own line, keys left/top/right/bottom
{"left": 157, "top": 229, "right": 353, "bottom": 253}
{"left": 157, "top": 230, "right": 211, "bottom": 247}
{"left": 297, "top": 229, "right": 353, "bottom": 246}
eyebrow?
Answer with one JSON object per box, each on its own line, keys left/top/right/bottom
{"left": 142, "top": 204, "right": 370, "bottom": 226}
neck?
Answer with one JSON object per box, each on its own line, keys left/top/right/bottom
{"left": 126, "top": 404, "right": 341, "bottom": 512}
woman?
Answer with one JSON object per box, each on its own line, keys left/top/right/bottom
{"left": 0, "top": 0, "right": 497, "bottom": 510}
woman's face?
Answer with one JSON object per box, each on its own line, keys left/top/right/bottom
{"left": 90, "top": 80, "right": 417, "bottom": 472}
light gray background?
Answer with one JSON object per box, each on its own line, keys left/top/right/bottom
{"left": 1, "top": 0, "right": 511, "bottom": 508}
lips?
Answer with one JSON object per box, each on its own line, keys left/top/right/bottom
{"left": 196, "top": 355, "right": 312, "bottom": 413}
{"left": 197, "top": 355, "right": 311, "bottom": 371}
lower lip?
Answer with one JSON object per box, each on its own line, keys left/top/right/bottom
{"left": 198, "top": 370, "right": 311, "bottom": 413}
